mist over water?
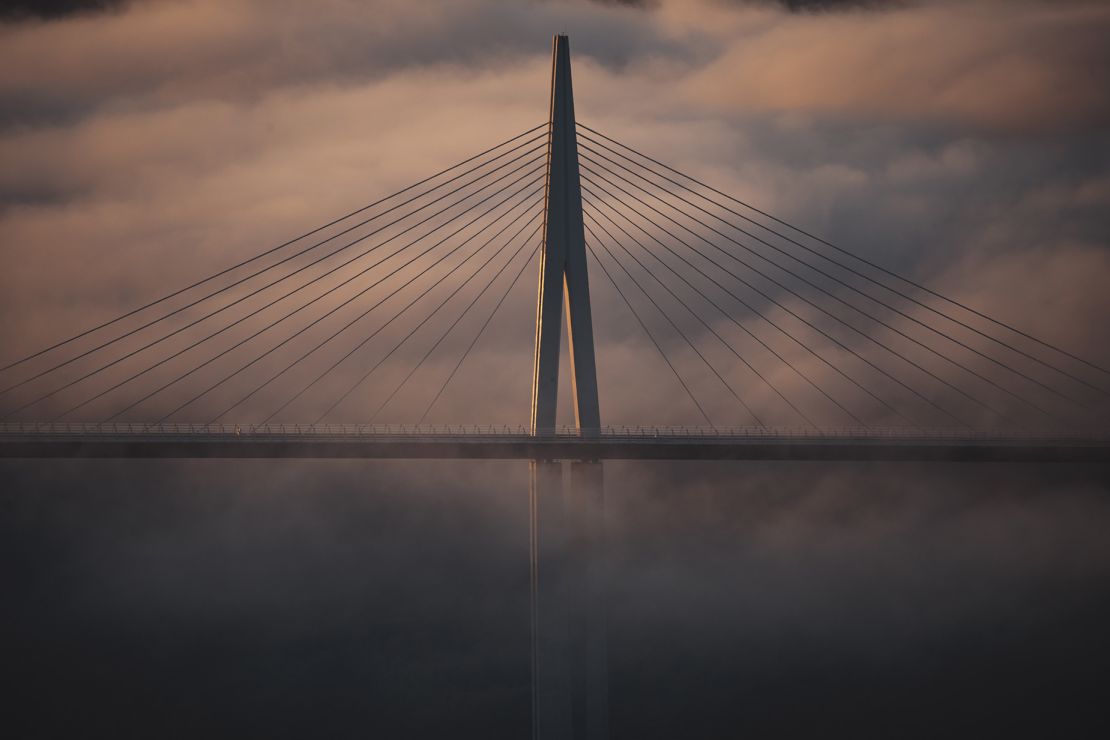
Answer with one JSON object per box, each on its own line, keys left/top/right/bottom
{"left": 4, "top": 459, "right": 1109, "bottom": 737}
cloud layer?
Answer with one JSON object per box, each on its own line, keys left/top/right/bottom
{"left": 0, "top": 0, "right": 1107, "bottom": 429}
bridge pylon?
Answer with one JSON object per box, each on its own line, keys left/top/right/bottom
{"left": 529, "top": 35, "right": 608, "bottom": 740}
{"left": 531, "top": 34, "right": 600, "bottom": 434}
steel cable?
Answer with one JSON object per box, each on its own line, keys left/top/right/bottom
{"left": 107, "top": 179, "right": 544, "bottom": 423}
{"left": 577, "top": 123, "right": 1110, "bottom": 390}
{"left": 586, "top": 224, "right": 768, "bottom": 428}
{"left": 584, "top": 240, "right": 715, "bottom": 427}
{"left": 583, "top": 187, "right": 929, "bottom": 427}
{"left": 5, "top": 151, "right": 548, "bottom": 420}
{"left": 329, "top": 222, "right": 544, "bottom": 425}
{"left": 195, "top": 176, "right": 547, "bottom": 424}
{"left": 0, "top": 124, "right": 549, "bottom": 376}
{"left": 578, "top": 146, "right": 1073, "bottom": 415}
{"left": 275, "top": 214, "right": 543, "bottom": 423}
{"left": 0, "top": 138, "right": 549, "bottom": 404}
{"left": 580, "top": 154, "right": 1044, "bottom": 424}
{"left": 418, "top": 245, "right": 541, "bottom": 425}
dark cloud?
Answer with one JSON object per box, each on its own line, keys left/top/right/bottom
{"left": 0, "top": 0, "right": 126, "bottom": 21}
{"left": 0, "top": 0, "right": 945, "bottom": 25}
{"left": 589, "top": 0, "right": 655, "bottom": 6}
{"left": 0, "top": 0, "right": 683, "bottom": 131}
{"left": 772, "top": 0, "right": 899, "bottom": 10}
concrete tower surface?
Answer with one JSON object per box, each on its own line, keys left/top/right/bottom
{"left": 531, "top": 34, "right": 600, "bottom": 436}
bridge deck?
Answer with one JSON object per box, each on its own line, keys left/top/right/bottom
{"left": 1, "top": 424, "right": 1108, "bottom": 462}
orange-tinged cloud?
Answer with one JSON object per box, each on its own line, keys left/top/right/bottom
{"left": 680, "top": 1, "right": 1110, "bottom": 132}
{"left": 0, "top": 0, "right": 1107, "bottom": 427}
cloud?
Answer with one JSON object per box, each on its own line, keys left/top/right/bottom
{"left": 0, "top": 0, "right": 1106, "bottom": 429}
{"left": 0, "top": 0, "right": 126, "bottom": 21}
{"left": 680, "top": 0, "right": 1110, "bottom": 133}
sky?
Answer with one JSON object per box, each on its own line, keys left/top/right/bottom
{"left": 0, "top": 0, "right": 1108, "bottom": 428}
{"left": 2, "top": 1, "right": 1110, "bottom": 737}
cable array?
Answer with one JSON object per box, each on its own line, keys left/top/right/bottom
{"left": 1, "top": 119, "right": 1104, "bottom": 431}
{"left": 575, "top": 122, "right": 1108, "bottom": 430}
{"left": 0, "top": 126, "right": 550, "bottom": 426}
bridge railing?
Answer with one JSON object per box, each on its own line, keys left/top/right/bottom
{"left": 1, "top": 421, "right": 1108, "bottom": 444}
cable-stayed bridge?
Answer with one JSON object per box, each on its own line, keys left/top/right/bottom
{"left": 2, "top": 35, "right": 1108, "bottom": 740}
{"left": 3, "top": 110, "right": 1109, "bottom": 448}
{"left": 2, "top": 62, "right": 1108, "bottom": 449}
{"left": 2, "top": 40, "right": 1108, "bottom": 451}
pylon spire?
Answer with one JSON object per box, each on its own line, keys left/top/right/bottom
{"left": 531, "top": 34, "right": 600, "bottom": 436}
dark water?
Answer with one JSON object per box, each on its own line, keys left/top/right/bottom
{"left": 3, "top": 459, "right": 1109, "bottom": 738}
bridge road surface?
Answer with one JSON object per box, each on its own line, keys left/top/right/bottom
{"left": 2, "top": 425, "right": 1108, "bottom": 463}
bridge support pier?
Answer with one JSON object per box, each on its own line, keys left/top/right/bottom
{"left": 530, "top": 459, "right": 608, "bottom": 740}
{"left": 530, "top": 460, "right": 573, "bottom": 739}
{"left": 568, "top": 461, "right": 608, "bottom": 740}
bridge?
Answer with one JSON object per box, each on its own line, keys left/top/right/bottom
{"left": 3, "top": 423, "right": 1108, "bottom": 462}
{"left": 2, "top": 35, "right": 1108, "bottom": 740}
